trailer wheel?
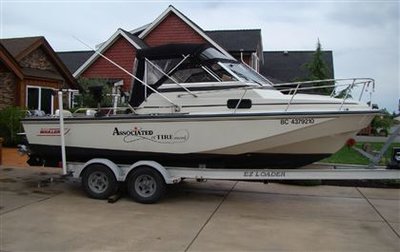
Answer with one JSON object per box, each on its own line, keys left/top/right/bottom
{"left": 82, "top": 164, "right": 118, "bottom": 199}
{"left": 127, "top": 166, "right": 166, "bottom": 204}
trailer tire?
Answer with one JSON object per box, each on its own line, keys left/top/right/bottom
{"left": 82, "top": 164, "right": 118, "bottom": 200}
{"left": 127, "top": 166, "right": 166, "bottom": 204}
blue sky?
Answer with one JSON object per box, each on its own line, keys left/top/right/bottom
{"left": 1, "top": 0, "right": 399, "bottom": 113}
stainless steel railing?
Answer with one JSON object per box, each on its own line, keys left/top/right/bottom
{"left": 257, "top": 78, "right": 375, "bottom": 112}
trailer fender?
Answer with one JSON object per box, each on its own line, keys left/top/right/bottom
{"left": 76, "top": 159, "right": 124, "bottom": 181}
{"left": 124, "top": 160, "right": 179, "bottom": 184}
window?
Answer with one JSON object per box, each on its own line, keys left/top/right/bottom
{"left": 200, "top": 47, "right": 232, "bottom": 61}
{"left": 221, "top": 62, "right": 273, "bottom": 87}
{"left": 227, "top": 99, "right": 252, "bottom": 109}
{"left": 26, "top": 86, "right": 54, "bottom": 114}
{"left": 149, "top": 60, "right": 237, "bottom": 86}
{"left": 167, "top": 66, "right": 217, "bottom": 83}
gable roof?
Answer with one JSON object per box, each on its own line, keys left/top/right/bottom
{"left": 61, "top": 28, "right": 265, "bottom": 73}
{"left": 0, "top": 43, "right": 24, "bottom": 79}
{"left": 205, "top": 29, "right": 262, "bottom": 52}
{"left": 0, "top": 36, "right": 43, "bottom": 60}
{"left": 139, "top": 5, "right": 234, "bottom": 60}
{"left": 129, "top": 23, "right": 151, "bottom": 36}
{"left": 130, "top": 26, "right": 262, "bottom": 53}
{"left": 260, "top": 51, "right": 334, "bottom": 83}
{"left": 74, "top": 28, "right": 147, "bottom": 77}
{"left": 0, "top": 36, "right": 78, "bottom": 88}
{"left": 119, "top": 28, "right": 148, "bottom": 48}
{"left": 57, "top": 50, "right": 94, "bottom": 73}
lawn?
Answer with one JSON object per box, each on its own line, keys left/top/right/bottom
{"left": 321, "top": 142, "right": 400, "bottom": 165}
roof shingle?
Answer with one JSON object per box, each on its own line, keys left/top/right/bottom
{"left": 0, "top": 36, "right": 43, "bottom": 59}
{"left": 205, "top": 29, "right": 261, "bottom": 52}
{"left": 261, "top": 51, "right": 334, "bottom": 83}
{"left": 57, "top": 50, "right": 94, "bottom": 73}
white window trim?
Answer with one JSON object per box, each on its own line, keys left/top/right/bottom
{"left": 69, "top": 90, "right": 80, "bottom": 108}
{"left": 251, "top": 52, "right": 260, "bottom": 72}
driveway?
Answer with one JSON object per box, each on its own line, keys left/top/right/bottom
{"left": 1, "top": 166, "right": 399, "bottom": 251}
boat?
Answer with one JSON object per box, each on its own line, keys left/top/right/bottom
{"left": 20, "top": 43, "right": 380, "bottom": 168}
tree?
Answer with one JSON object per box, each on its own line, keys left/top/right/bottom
{"left": 75, "top": 78, "right": 113, "bottom": 108}
{"left": 304, "top": 39, "right": 333, "bottom": 95}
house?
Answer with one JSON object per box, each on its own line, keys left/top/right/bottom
{"left": 62, "top": 6, "right": 266, "bottom": 93}
{"left": 206, "top": 29, "right": 264, "bottom": 71}
{"left": 261, "top": 51, "right": 333, "bottom": 83}
{"left": 57, "top": 5, "right": 333, "bottom": 96}
{"left": 57, "top": 50, "right": 94, "bottom": 75}
{"left": 0, "top": 36, "right": 78, "bottom": 114}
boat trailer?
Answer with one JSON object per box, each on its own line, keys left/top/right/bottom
{"left": 34, "top": 91, "right": 400, "bottom": 203}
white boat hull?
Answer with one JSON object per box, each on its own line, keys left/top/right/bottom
{"left": 21, "top": 111, "right": 376, "bottom": 168}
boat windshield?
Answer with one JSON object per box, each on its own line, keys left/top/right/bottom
{"left": 161, "top": 62, "right": 237, "bottom": 84}
{"left": 146, "top": 50, "right": 239, "bottom": 85}
{"left": 220, "top": 62, "right": 272, "bottom": 86}
{"left": 200, "top": 47, "right": 232, "bottom": 61}
{"left": 146, "top": 47, "right": 273, "bottom": 87}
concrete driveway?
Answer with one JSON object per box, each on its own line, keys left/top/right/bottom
{"left": 1, "top": 166, "right": 399, "bottom": 251}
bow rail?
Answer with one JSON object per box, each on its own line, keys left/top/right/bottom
{"left": 256, "top": 78, "right": 375, "bottom": 112}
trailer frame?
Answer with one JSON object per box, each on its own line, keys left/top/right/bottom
{"left": 54, "top": 91, "right": 399, "bottom": 203}
{"left": 68, "top": 160, "right": 399, "bottom": 183}
{"left": 64, "top": 158, "right": 399, "bottom": 203}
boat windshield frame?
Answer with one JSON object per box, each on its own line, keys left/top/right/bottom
{"left": 149, "top": 47, "right": 274, "bottom": 89}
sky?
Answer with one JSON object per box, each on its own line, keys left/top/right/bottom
{"left": 1, "top": 0, "right": 399, "bottom": 113}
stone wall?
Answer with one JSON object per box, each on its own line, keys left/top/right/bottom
{"left": 19, "top": 48, "right": 56, "bottom": 71}
{"left": 0, "top": 64, "right": 17, "bottom": 110}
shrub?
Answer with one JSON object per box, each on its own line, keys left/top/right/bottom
{"left": 0, "top": 107, "right": 26, "bottom": 147}
{"left": 371, "top": 110, "right": 394, "bottom": 136}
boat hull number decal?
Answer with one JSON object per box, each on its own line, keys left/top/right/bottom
{"left": 280, "top": 118, "right": 315, "bottom": 125}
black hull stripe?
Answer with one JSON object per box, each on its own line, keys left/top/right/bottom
{"left": 28, "top": 144, "right": 330, "bottom": 169}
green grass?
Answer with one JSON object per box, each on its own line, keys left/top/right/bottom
{"left": 322, "top": 142, "right": 400, "bottom": 165}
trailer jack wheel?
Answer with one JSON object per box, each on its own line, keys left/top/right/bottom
{"left": 127, "top": 166, "right": 166, "bottom": 204}
{"left": 82, "top": 164, "right": 118, "bottom": 199}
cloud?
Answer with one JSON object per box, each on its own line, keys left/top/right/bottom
{"left": 326, "top": 2, "right": 399, "bottom": 28}
{"left": 1, "top": 1, "right": 168, "bottom": 49}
